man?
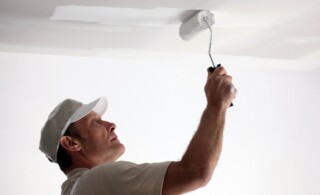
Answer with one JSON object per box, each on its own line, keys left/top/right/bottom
{"left": 39, "top": 66, "right": 237, "bottom": 195}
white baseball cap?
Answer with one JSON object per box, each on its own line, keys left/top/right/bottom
{"left": 39, "top": 97, "right": 107, "bottom": 162}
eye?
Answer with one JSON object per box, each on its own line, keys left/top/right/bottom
{"left": 92, "top": 120, "right": 101, "bottom": 127}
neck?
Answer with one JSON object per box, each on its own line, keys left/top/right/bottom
{"left": 65, "top": 154, "right": 102, "bottom": 175}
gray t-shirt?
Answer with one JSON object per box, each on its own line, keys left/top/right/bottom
{"left": 61, "top": 161, "right": 172, "bottom": 195}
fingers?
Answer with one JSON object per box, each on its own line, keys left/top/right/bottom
{"left": 207, "top": 66, "right": 227, "bottom": 77}
{"left": 207, "top": 66, "right": 232, "bottom": 83}
{"left": 230, "top": 84, "right": 237, "bottom": 95}
{"left": 214, "top": 66, "right": 227, "bottom": 76}
{"left": 228, "top": 84, "right": 237, "bottom": 101}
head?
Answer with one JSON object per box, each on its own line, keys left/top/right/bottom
{"left": 39, "top": 97, "right": 125, "bottom": 174}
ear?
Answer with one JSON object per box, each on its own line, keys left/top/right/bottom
{"left": 60, "top": 136, "right": 82, "bottom": 152}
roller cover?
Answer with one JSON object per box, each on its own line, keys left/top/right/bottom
{"left": 179, "top": 10, "right": 214, "bottom": 41}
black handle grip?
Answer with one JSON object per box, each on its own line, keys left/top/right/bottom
{"left": 207, "top": 64, "right": 234, "bottom": 107}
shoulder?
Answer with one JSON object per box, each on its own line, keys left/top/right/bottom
{"left": 71, "top": 161, "right": 173, "bottom": 195}
{"left": 89, "top": 161, "right": 172, "bottom": 177}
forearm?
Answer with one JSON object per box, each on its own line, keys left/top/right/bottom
{"left": 163, "top": 106, "right": 226, "bottom": 195}
{"left": 181, "top": 105, "right": 226, "bottom": 182}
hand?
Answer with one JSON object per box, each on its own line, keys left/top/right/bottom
{"left": 205, "top": 66, "right": 237, "bottom": 111}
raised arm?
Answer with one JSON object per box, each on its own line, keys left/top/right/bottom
{"left": 162, "top": 66, "right": 237, "bottom": 195}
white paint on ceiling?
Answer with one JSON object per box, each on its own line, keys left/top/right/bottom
{"left": 50, "top": 7, "right": 196, "bottom": 27}
{"left": 0, "top": 0, "right": 319, "bottom": 69}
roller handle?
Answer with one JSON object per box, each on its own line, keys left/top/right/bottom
{"left": 207, "top": 64, "right": 234, "bottom": 107}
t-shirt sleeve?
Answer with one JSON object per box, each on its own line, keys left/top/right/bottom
{"left": 73, "top": 161, "right": 172, "bottom": 195}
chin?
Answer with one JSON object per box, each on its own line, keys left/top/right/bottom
{"left": 117, "top": 144, "right": 126, "bottom": 157}
{"left": 112, "top": 144, "right": 126, "bottom": 162}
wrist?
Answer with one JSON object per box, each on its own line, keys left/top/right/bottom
{"left": 205, "top": 103, "right": 227, "bottom": 117}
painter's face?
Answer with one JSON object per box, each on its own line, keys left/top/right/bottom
{"left": 73, "top": 111, "right": 125, "bottom": 163}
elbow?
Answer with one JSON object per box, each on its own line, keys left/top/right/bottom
{"left": 184, "top": 163, "right": 214, "bottom": 188}
{"left": 163, "top": 161, "right": 214, "bottom": 194}
{"left": 196, "top": 167, "right": 213, "bottom": 187}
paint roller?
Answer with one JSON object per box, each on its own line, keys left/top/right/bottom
{"left": 179, "top": 10, "right": 233, "bottom": 107}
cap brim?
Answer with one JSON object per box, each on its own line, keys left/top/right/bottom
{"left": 70, "top": 97, "right": 107, "bottom": 123}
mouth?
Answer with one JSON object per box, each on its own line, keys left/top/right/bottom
{"left": 110, "top": 135, "right": 118, "bottom": 142}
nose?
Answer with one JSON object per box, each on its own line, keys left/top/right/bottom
{"left": 103, "top": 121, "right": 116, "bottom": 132}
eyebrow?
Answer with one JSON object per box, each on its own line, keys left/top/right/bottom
{"left": 87, "top": 112, "right": 101, "bottom": 122}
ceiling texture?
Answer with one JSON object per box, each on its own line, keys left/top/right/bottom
{"left": 0, "top": 0, "right": 319, "bottom": 65}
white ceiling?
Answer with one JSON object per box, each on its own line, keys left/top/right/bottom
{"left": 0, "top": 0, "right": 319, "bottom": 66}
